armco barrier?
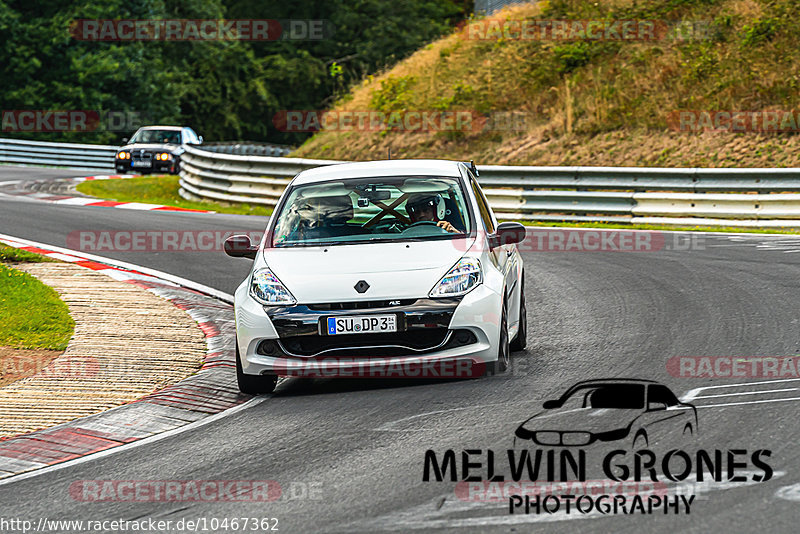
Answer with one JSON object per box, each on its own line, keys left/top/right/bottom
{"left": 178, "top": 145, "right": 800, "bottom": 226}
{"left": 0, "top": 138, "right": 293, "bottom": 173}
{"left": 0, "top": 138, "right": 117, "bottom": 171}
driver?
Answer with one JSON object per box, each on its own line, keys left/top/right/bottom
{"left": 405, "top": 193, "right": 460, "bottom": 233}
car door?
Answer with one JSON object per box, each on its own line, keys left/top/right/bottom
{"left": 639, "top": 384, "right": 694, "bottom": 448}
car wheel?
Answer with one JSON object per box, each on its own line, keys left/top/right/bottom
{"left": 632, "top": 430, "right": 649, "bottom": 450}
{"left": 510, "top": 275, "right": 527, "bottom": 352}
{"left": 236, "top": 341, "right": 277, "bottom": 395}
{"left": 493, "top": 300, "right": 510, "bottom": 374}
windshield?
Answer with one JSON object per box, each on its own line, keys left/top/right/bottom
{"left": 562, "top": 384, "right": 646, "bottom": 410}
{"left": 130, "top": 129, "right": 181, "bottom": 144}
{"left": 271, "top": 176, "right": 471, "bottom": 247}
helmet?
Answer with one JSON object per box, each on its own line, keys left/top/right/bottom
{"left": 406, "top": 193, "right": 445, "bottom": 220}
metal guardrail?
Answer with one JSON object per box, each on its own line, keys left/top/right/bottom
{"left": 202, "top": 143, "right": 293, "bottom": 157}
{"left": 178, "top": 145, "right": 800, "bottom": 226}
{"left": 0, "top": 138, "right": 118, "bottom": 171}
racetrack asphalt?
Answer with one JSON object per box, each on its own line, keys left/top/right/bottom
{"left": 1, "top": 165, "right": 799, "bottom": 533}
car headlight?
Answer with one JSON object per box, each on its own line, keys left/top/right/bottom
{"left": 156, "top": 152, "right": 172, "bottom": 161}
{"left": 116, "top": 152, "right": 129, "bottom": 159}
{"left": 429, "top": 258, "right": 482, "bottom": 298}
{"left": 250, "top": 267, "right": 296, "bottom": 306}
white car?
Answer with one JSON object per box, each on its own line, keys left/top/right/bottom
{"left": 225, "top": 160, "right": 527, "bottom": 394}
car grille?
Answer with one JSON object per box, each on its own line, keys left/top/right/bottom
{"left": 259, "top": 328, "right": 477, "bottom": 358}
{"left": 308, "top": 299, "right": 416, "bottom": 311}
{"left": 534, "top": 431, "right": 593, "bottom": 446}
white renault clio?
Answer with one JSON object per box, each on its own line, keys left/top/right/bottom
{"left": 225, "top": 160, "right": 527, "bottom": 394}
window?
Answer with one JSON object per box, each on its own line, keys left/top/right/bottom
{"left": 130, "top": 129, "right": 181, "bottom": 145}
{"left": 271, "top": 176, "right": 471, "bottom": 247}
{"left": 562, "top": 384, "right": 646, "bottom": 409}
{"left": 648, "top": 385, "right": 679, "bottom": 406}
{"left": 470, "top": 176, "right": 496, "bottom": 233}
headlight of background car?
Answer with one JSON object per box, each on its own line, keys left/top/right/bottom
{"left": 116, "top": 152, "right": 129, "bottom": 159}
{"left": 156, "top": 152, "right": 172, "bottom": 161}
{"left": 250, "top": 268, "right": 296, "bottom": 306}
{"left": 429, "top": 258, "right": 482, "bottom": 297}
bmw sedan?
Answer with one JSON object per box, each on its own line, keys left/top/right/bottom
{"left": 114, "top": 125, "right": 203, "bottom": 175}
{"left": 225, "top": 159, "right": 527, "bottom": 394}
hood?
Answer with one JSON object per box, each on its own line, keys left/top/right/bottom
{"left": 119, "top": 143, "right": 180, "bottom": 152}
{"left": 518, "top": 407, "right": 643, "bottom": 434}
{"left": 264, "top": 237, "right": 475, "bottom": 303}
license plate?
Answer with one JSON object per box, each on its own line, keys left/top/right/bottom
{"left": 132, "top": 160, "right": 152, "bottom": 168}
{"left": 326, "top": 315, "right": 397, "bottom": 335}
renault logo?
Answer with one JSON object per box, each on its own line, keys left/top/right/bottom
{"left": 354, "top": 280, "right": 370, "bottom": 293}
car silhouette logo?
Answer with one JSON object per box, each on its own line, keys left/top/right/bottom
{"left": 514, "top": 379, "right": 698, "bottom": 449}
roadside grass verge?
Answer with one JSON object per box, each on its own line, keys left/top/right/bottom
{"left": 0, "top": 244, "right": 56, "bottom": 263}
{"left": 76, "top": 175, "right": 272, "bottom": 216}
{"left": 0, "top": 262, "right": 74, "bottom": 350}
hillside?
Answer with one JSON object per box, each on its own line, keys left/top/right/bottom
{"left": 293, "top": 0, "right": 800, "bottom": 167}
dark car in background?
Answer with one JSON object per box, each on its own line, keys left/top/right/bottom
{"left": 115, "top": 126, "right": 203, "bottom": 175}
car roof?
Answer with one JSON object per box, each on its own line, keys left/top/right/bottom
{"left": 564, "top": 378, "right": 661, "bottom": 390}
{"left": 292, "top": 159, "right": 464, "bottom": 186}
{"left": 137, "top": 126, "right": 184, "bottom": 131}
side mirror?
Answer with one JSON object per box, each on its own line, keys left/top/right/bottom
{"left": 647, "top": 402, "right": 667, "bottom": 412}
{"left": 121, "top": 137, "right": 129, "bottom": 144}
{"left": 224, "top": 235, "right": 258, "bottom": 259}
{"left": 542, "top": 400, "right": 560, "bottom": 409}
{"left": 198, "top": 136, "right": 204, "bottom": 144}
{"left": 489, "top": 222, "right": 526, "bottom": 248}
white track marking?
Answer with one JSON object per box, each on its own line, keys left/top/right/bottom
{"left": 775, "top": 483, "right": 800, "bottom": 502}
{"left": 0, "top": 233, "right": 269, "bottom": 486}
{"left": 0, "top": 233, "right": 233, "bottom": 303}
{"left": 692, "top": 396, "right": 800, "bottom": 409}
{"left": 0, "top": 396, "right": 266, "bottom": 487}
{"left": 693, "top": 387, "right": 800, "bottom": 399}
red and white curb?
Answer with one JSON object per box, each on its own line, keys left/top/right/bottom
{"left": 0, "top": 235, "right": 248, "bottom": 482}
{"left": 0, "top": 174, "right": 213, "bottom": 213}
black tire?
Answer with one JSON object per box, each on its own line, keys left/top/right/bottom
{"left": 493, "top": 300, "right": 510, "bottom": 374}
{"left": 510, "top": 276, "right": 527, "bottom": 352}
{"left": 236, "top": 342, "right": 277, "bottom": 395}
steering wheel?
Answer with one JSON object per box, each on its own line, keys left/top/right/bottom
{"left": 408, "top": 221, "right": 440, "bottom": 228}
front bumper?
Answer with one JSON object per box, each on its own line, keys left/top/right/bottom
{"left": 116, "top": 156, "right": 176, "bottom": 174}
{"left": 235, "top": 282, "right": 502, "bottom": 378}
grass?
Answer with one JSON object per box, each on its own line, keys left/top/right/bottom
{"left": 76, "top": 176, "right": 272, "bottom": 216}
{"left": 293, "top": 0, "right": 800, "bottom": 168}
{"left": 0, "top": 244, "right": 56, "bottom": 263}
{"left": 0, "top": 263, "right": 74, "bottom": 350}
